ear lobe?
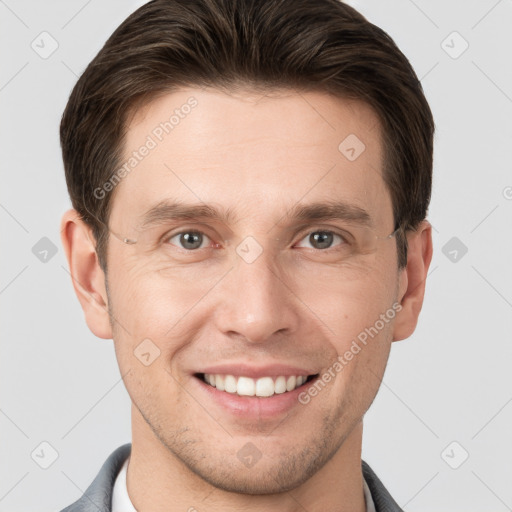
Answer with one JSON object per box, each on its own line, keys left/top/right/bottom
{"left": 392, "top": 220, "right": 433, "bottom": 342}
{"left": 60, "top": 209, "right": 113, "bottom": 339}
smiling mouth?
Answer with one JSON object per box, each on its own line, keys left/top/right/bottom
{"left": 195, "top": 373, "right": 319, "bottom": 398}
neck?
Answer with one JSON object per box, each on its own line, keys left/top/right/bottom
{"left": 127, "top": 405, "right": 366, "bottom": 512}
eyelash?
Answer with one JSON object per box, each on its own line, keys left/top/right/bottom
{"left": 164, "top": 227, "right": 350, "bottom": 252}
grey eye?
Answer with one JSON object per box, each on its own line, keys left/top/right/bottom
{"left": 310, "top": 231, "right": 334, "bottom": 249}
{"left": 169, "top": 231, "right": 209, "bottom": 250}
{"left": 296, "top": 231, "right": 344, "bottom": 250}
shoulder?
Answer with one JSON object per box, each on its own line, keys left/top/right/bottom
{"left": 59, "top": 443, "right": 132, "bottom": 512}
{"left": 362, "top": 460, "right": 404, "bottom": 512}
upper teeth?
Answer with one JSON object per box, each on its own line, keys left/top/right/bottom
{"left": 203, "top": 374, "right": 308, "bottom": 397}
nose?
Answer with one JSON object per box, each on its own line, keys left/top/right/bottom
{"left": 213, "top": 249, "right": 300, "bottom": 345}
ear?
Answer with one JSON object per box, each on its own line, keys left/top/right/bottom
{"left": 392, "top": 220, "right": 433, "bottom": 342}
{"left": 60, "top": 209, "right": 113, "bottom": 339}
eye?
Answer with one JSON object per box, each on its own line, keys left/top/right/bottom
{"left": 167, "top": 230, "right": 212, "bottom": 250}
{"left": 295, "top": 230, "right": 347, "bottom": 250}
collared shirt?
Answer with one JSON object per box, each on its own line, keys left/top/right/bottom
{"left": 112, "top": 457, "right": 376, "bottom": 512}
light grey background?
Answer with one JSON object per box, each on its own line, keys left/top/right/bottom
{"left": 1, "top": 0, "right": 511, "bottom": 511}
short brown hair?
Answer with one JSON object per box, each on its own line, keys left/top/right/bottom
{"left": 60, "top": 0, "right": 434, "bottom": 271}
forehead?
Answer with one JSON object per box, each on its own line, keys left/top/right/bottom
{"left": 110, "top": 86, "right": 391, "bottom": 229}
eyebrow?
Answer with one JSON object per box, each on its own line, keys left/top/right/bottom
{"left": 140, "top": 199, "right": 373, "bottom": 229}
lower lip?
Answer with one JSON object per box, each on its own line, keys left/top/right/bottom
{"left": 192, "top": 375, "right": 318, "bottom": 419}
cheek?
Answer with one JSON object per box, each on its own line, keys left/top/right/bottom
{"left": 116, "top": 353, "right": 189, "bottom": 431}
{"left": 325, "top": 308, "right": 394, "bottom": 416}
{"left": 108, "top": 257, "right": 220, "bottom": 334}
{"left": 294, "top": 265, "right": 397, "bottom": 339}
{"left": 108, "top": 263, "right": 223, "bottom": 403}
{"left": 109, "top": 278, "right": 193, "bottom": 414}
{"left": 293, "top": 263, "right": 398, "bottom": 407}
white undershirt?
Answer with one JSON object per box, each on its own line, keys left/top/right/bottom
{"left": 112, "top": 457, "right": 376, "bottom": 512}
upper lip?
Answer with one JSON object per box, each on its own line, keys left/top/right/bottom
{"left": 195, "top": 363, "right": 319, "bottom": 379}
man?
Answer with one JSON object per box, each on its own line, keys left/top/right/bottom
{"left": 59, "top": 0, "right": 434, "bottom": 511}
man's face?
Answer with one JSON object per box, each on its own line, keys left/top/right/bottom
{"left": 106, "top": 87, "right": 404, "bottom": 493}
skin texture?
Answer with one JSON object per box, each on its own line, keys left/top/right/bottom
{"left": 61, "top": 87, "right": 432, "bottom": 512}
